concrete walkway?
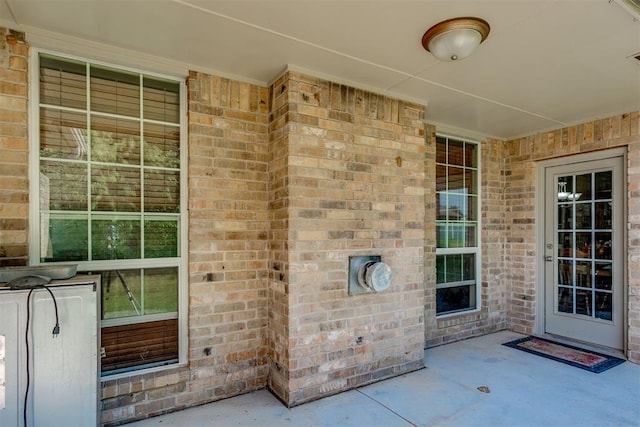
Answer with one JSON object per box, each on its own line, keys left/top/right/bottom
{"left": 125, "top": 331, "right": 640, "bottom": 427}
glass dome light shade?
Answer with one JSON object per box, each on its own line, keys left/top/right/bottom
{"left": 422, "top": 17, "right": 490, "bottom": 62}
{"left": 428, "top": 28, "right": 482, "bottom": 61}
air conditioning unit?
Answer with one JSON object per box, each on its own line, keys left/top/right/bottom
{"left": 0, "top": 275, "right": 99, "bottom": 427}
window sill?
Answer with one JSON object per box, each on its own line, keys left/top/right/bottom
{"left": 100, "top": 361, "right": 188, "bottom": 383}
{"left": 436, "top": 306, "right": 482, "bottom": 320}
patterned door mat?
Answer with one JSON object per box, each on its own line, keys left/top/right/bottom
{"left": 503, "top": 336, "right": 625, "bottom": 373}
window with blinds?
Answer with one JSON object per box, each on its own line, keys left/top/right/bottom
{"left": 37, "top": 53, "right": 184, "bottom": 374}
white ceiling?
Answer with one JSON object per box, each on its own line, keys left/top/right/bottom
{"left": 2, "top": 0, "right": 640, "bottom": 140}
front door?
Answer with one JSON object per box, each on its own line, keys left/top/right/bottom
{"left": 544, "top": 154, "right": 624, "bottom": 349}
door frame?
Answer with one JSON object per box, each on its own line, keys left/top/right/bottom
{"left": 534, "top": 148, "right": 628, "bottom": 353}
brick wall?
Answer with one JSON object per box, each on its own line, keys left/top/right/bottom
{"left": 505, "top": 112, "right": 640, "bottom": 362}
{"left": 270, "top": 71, "right": 426, "bottom": 406}
{"left": 0, "top": 28, "right": 29, "bottom": 267}
{"left": 186, "top": 71, "right": 271, "bottom": 398}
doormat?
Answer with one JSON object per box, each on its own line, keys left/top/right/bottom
{"left": 502, "top": 336, "right": 625, "bottom": 373}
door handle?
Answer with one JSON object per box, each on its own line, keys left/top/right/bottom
{"left": 545, "top": 256, "right": 553, "bottom": 262}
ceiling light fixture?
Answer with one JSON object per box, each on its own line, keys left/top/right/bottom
{"left": 422, "top": 17, "right": 490, "bottom": 62}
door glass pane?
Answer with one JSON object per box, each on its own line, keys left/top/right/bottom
{"left": 558, "top": 204, "right": 572, "bottom": 229}
{"left": 554, "top": 169, "right": 614, "bottom": 322}
{"left": 557, "top": 176, "right": 573, "bottom": 201}
{"left": 595, "top": 262, "right": 612, "bottom": 290}
{"left": 575, "top": 232, "right": 591, "bottom": 258}
{"left": 558, "top": 287, "right": 573, "bottom": 313}
{"left": 595, "top": 171, "right": 612, "bottom": 200}
{"left": 575, "top": 203, "right": 591, "bottom": 229}
{"left": 576, "top": 261, "right": 591, "bottom": 288}
{"left": 575, "top": 174, "right": 592, "bottom": 200}
{"left": 594, "top": 202, "right": 612, "bottom": 229}
{"left": 595, "top": 232, "right": 612, "bottom": 260}
{"left": 558, "top": 260, "right": 572, "bottom": 285}
{"left": 595, "top": 292, "right": 612, "bottom": 320}
{"left": 558, "top": 232, "right": 573, "bottom": 257}
{"left": 575, "top": 289, "right": 591, "bottom": 315}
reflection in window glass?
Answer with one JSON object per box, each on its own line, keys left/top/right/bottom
{"left": 46, "top": 216, "right": 88, "bottom": 262}
{"left": 40, "top": 108, "right": 88, "bottom": 160}
{"left": 91, "top": 219, "right": 141, "bottom": 260}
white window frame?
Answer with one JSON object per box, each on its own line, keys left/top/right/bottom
{"left": 28, "top": 48, "right": 189, "bottom": 377}
{"left": 435, "top": 133, "right": 482, "bottom": 317}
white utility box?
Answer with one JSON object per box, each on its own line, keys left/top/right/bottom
{"left": 0, "top": 275, "right": 99, "bottom": 427}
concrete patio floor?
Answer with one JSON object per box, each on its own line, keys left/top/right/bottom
{"left": 125, "top": 331, "right": 640, "bottom": 427}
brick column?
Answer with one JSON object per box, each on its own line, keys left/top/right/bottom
{"left": 0, "top": 28, "right": 29, "bottom": 267}
{"left": 268, "top": 71, "right": 426, "bottom": 406}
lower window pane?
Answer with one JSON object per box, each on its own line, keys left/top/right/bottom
{"left": 445, "top": 255, "right": 463, "bottom": 282}
{"left": 143, "top": 267, "right": 178, "bottom": 315}
{"left": 436, "top": 285, "right": 476, "bottom": 314}
{"left": 101, "top": 269, "right": 142, "bottom": 319}
{"left": 100, "top": 267, "right": 178, "bottom": 319}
